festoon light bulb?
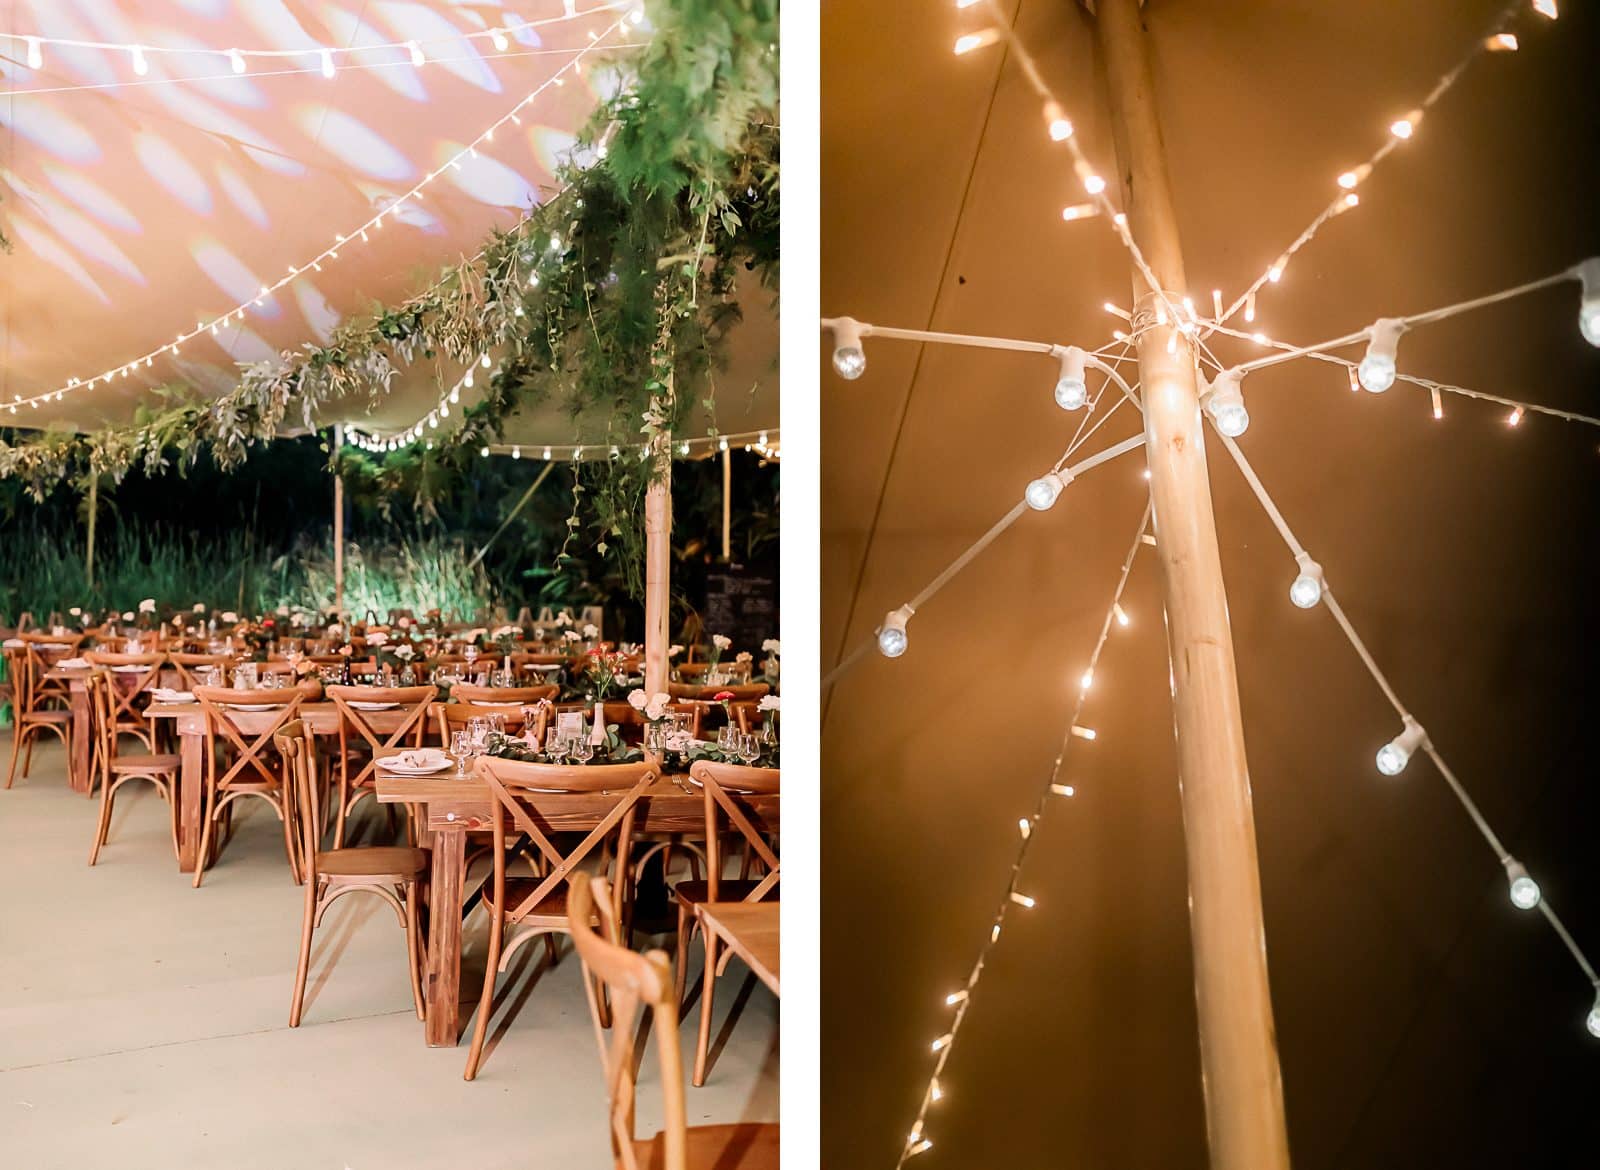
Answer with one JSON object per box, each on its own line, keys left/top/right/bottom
{"left": 1359, "top": 318, "right": 1405, "bottom": 392}
{"left": 1576, "top": 258, "right": 1600, "bottom": 347}
{"left": 878, "top": 605, "right": 914, "bottom": 658}
{"left": 1053, "top": 345, "right": 1088, "bottom": 410}
{"left": 1503, "top": 857, "right": 1541, "bottom": 910}
{"left": 1376, "top": 714, "right": 1428, "bottom": 776}
{"left": 1587, "top": 987, "right": 1600, "bottom": 1039}
{"left": 1204, "top": 369, "right": 1249, "bottom": 437}
{"left": 1025, "top": 469, "right": 1071, "bottom": 511}
{"left": 1289, "top": 551, "right": 1325, "bottom": 609}
{"left": 830, "top": 317, "right": 867, "bottom": 380}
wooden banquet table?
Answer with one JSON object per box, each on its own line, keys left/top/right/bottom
{"left": 375, "top": 769, "right": 777, "bottom": 1048}
{"left": 697, "top": 901, "right": 780, "bottom": 996}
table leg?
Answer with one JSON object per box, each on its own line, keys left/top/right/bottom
{"left": 69, "top": 682, "right": 91, "bottom": 795}
{"left": 177, "top": 731, "right": 205, "bottom": 872}
{"left": 424, "top": 827, "right": 467, "bottom": 1047}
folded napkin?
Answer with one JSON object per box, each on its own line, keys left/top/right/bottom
{"left": 151, "top": 688, "right": 196, "bottom": 704}
{"left": 381, "top": 748, "right": 450, "bottom": 771}
{"left": 57, "top": 657, "right": 90, "bottom": 669}
{"left": 2, "top": 639, "right": 22, "bottom": 649}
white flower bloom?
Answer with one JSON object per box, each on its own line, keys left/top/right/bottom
{"left": 121, "top": 611, "right": 134, "bottom": 621}
{"left": 668, "top": 644, "right": 684, "bottom": 658}
{"left": 275, "top": 605, "right": 289, "bottom": 616}
{"left": 735, "top": 651, "right": 753, "bottom": 663}
{"left": 762, "top": 638, "right": 780, "bottom": 654}
{"left": 562, "top": 630, "right": 582, "bottom": 642}
{"left": 582, "top": 623, "right": 599, "bottom": 639}
{"left": 192, "top": 603, "right": 206, "bottom": 614}
{"left": 712, "top": 634, "right": 732, "bottom": 650}
{"left": 555, "top": 610, "right": 574, "bottom": 626}
{"left": 291, "top": 613, "right": 308, "bottom": 628}
{"left": 69, "top": 606, "right": 82, "bottom": 616}
{"left": 393, "top": 644, "right": 415, "bottom": 660}
{"left": 366, "top": 631, "right": 389, "bottom": 646}
{"left": 627, "top": 689, "right": 649, "bottom": 711}
{"left": 645, "top": 693, "right": 671, "bottom": 722}
{"left": 138, "top": 598, "right": 156, "bottom": 613}
{"left": 533, "top": 627, "right": 545, "bottom": 640}
{"left": 757, "top": 695, "right": 781, "bottom": 712}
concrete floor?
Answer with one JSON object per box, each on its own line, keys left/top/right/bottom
{"left": 0, "top": 740, "right": 778, "bottom": 1170}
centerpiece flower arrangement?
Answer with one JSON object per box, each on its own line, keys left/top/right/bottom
{"left": 491, "top": 625, "right": 522, "bottom": 656}
{"left": 483, "top": 725, "right": 643, "bottom": 766}
{"left": 707, "top": 632, "right": 732, "bottom": 676}
{"left": 583, "top": 648, "right": 628, "bottom": 701}
{"left": 761, "top": 638, "right": 780, "bottom": 683}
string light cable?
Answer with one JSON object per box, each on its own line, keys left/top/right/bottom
{"left": 3, "top": 12, "right": 638, "bottom": 418}
{"left": 1203, "top": 420, "right": 1599, "bottom": 1027}
{"left": 822, "top": 430, "right": 1146, "bottom": 687}
{"left": 1217, "top": 0, "right": 1550, "bottom": 326}
{"left": 895, "top": 501, "right": 1154, "bottom": 1165}
{"left": 0, "top": 2, "right": 644, "bottom": 83}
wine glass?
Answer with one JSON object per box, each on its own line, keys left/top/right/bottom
{"left": 449, "top": 730, "right": 473, "bottom": 777}
{"left": 463, "top": 644, "right": 479, "bottom": 671}
{"left": 737, "top": 732, "right": 760, "bottom": 767}
{"left": 571, "top": 737, "right": 595, "bottom": 765}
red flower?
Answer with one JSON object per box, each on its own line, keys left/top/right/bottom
{"left": 713, "top": 690, "right": 735, "bottom": 702}
{"left": 587, "top": 647, "right": 603, "bottom": 657}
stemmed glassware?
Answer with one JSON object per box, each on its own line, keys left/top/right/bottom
{"left": 449, "top": 730, "right": 474, "bottom": 777}
{"left": 736, "top": 732, "right": 761, "bottom": 767}
{"left": 570, "top": 737, "right": 595, "bottom": 765}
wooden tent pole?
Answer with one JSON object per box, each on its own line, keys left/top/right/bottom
{"left": 643, "top": 426, "right": 672, "bottom": 696}
{"left": 333, "top": 425, "right": 345, "bottom": 619}
{"left": 721, "top": 447, "right": 732, "bottom": 561}
{"left": 85, "top": 476, "right": 97, "bottom": 591}
{"left": 1092, "top": 2, "right": 1292, "bottom": 1166}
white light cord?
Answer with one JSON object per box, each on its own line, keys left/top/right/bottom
{"left": 891, "top": 500, "right": 1153, "bottom": 1167}
{"left": 821, "top": 433, "right": 1147, "bottom": 691}
{"left": 2, "top": 13, "right": 635, "bottom": 418}
{"left": 1212, "top": 426, "right": 1598, "bottom": 995}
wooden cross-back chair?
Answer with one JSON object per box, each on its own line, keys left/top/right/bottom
{"left": 84, "top": 650, "right": 165, "bottom": 753}
{"left": 667, "top": 683, "right": 770, "bottom": 704}
{"left": 463, "top": 755, "right": 660, "bottom": 1082}
{"left": 274, "top": 721, "right": 427, "bottom": 1028}
{"left": 191, "top": 683, "right": 316, "bottom": 887}
{"left": 569, "top": 876, "right": 779, "bottom": 1170}
{"left": 168, "top": 652, "right": 231, "bottom": 691}
{"left": 4, "top": 637, "right": 80, "bottom": 789}
{"left": 325, "top": 684, "right": 435, "bottom": 847}
{"left": 449, "top": 683, "right": 558, "bottom": 706}
{"left": 85, "top": 671, "right": 179, "bottom": 866}
{"left": 674, "top": 761, "right": 780, "bottom": 1087}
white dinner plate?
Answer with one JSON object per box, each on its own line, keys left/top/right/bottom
{"left": 111, "top": 664, "right": 151, "bottom": 672}
{"left": 349, "top": 700, "right": 400, "bottom": 711}
{"left": 377, "top": 759, "right": 453, "bottom": 776}
{"left": 151, "top": 691, "right": 196, "bottom": 704}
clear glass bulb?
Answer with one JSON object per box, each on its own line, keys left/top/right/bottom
{"left": 1509, "top": 873, "right": 1541, "bottom": 910}
{"left": 1580, "top": 302, "right": 1600, "bottom": 348}
{"left": 833, "top": 346, "right": 866, "bottom": 380}
{"left": 1375, "top": 741, "right": 1410, "bottom": 776}
{"left": 1358, "top": 353, "right": 1396, "bottom": 393}
{"left": 1212, "top": 401, "right": 1249, "bottom": 437}
{"left": 878, "top": 626, "right": 907, "bottom": 658}
{"left": 1025, "top": 476, "right": 1061, "bottom": 511}
{"left": 1054, "top": 375, "right": 1087, "bottom": 410}
{"left": 1289, "top": 573, "right": 1323, "bottom": 609}
{"left": 1587, "top": 1003, "right": 1600, "bottom": 1039}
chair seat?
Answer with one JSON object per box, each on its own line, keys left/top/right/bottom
{"left": 317, "top": 846, "right": 429, "bottom": 878}
{"left": 20, "top": 709, "right": 71, "bottom": 725}
{"left": 110, "top": 753, "right": 179, "bottom": 774}
{"left": 634, "top": 1122, "right": 780, "bottom": 1170}
{"left": 482, "top": 876, "right": 596, "bottom": 927}
{"left": 670, "top": 879, "right": 775, "bottom": 907}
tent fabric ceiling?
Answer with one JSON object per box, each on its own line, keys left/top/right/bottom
{"left": 0, "top": 0, "right": 775, "bottom": 446}
{"left": 823, "top": 1, "right": 1599, "bottom": 1167}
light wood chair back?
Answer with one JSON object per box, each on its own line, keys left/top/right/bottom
{"left": 275, "top": 720, "right": 323, "bottom": 880}
{"left": 325, "top": 684, "right": 436, "bottom": 844}
{"left": 435, "top": 701, "right": 534, "bottom": 745}
{"left": 667, "top": 682, "right": 771, "bottom": 703}
{"left": 169, "top": 652, "right": 231, "bottom": 690}
{"left": 692, "top": 761, "right": 781, "bottom": 904}
{"left": 193, "top": 683, "right": 315, "bottom": 790}
{"left": 18, "top": 631, "right": 83, "bottom": 711}
{"left": 569, "top": 875, "right": 686, "bottom": 1170}
{"left": 450, "top": 682, "right": 557, "bottom": 705}
{"left": 85, "top": 650, "right": 164, "bottom": 746}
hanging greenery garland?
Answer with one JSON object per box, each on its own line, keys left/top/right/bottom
{"left": 0, "top": 0, "right": 778, "bottom": 600}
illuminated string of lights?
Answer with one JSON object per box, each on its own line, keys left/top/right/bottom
{"left": 820, "top": 431, "right": 1146, "bottom": 687}
{"left": 0, "top": 42, "right": 649, "bottom": 100}
{"left": 0, "top": 2, "right": 641, "bottom": 80}
{"left": 895, "top": 503, "right": 1154, "bottom": 1166}
{"left": 1194, "top": 264, "right": 1600, "bottom": 431}
{"left": 1218, "top": 0, "right": 1552, "bottom": 326}
{"left": 1208, "top": 424, "right": 1599, "bottom": 1034}
{"left": 3, "top": 13, "right": 635, "bottom": 418}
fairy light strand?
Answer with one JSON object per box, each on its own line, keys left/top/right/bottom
{"left": 0, "top": 2, "right": 639, "bottom": 78}
{"left": 2, "top": 13, "right": 635, "bottom": 417}
{"left": 1218, "top": 1, "right": 1535, "bottom": 324}
{"left": 894, "top": 502, "right": 1153, "bottom": 1167}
